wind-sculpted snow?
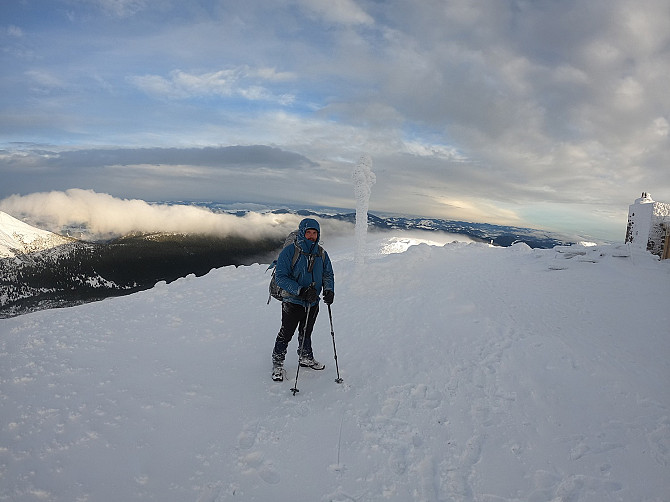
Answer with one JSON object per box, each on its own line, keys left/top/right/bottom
{"left": 0, "top": 236, "right": 668, "bottom": 501}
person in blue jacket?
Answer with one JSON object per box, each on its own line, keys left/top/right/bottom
{"left": 272, "top": 218, "right": 335, "bottom": 381}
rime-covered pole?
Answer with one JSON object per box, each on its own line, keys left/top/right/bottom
{"left": 352, "top": 154, "right": 375, "bottom": 266}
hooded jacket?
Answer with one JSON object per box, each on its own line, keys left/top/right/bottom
{"left": 275, "top": 218, "right": 334, "bottom": 307}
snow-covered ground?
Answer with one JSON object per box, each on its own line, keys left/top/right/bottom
{"left": 1, "top": 231, "right": 669, "bottom": 502}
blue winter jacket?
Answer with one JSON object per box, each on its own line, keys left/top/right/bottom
{"left": 275, "top": 218, "right": 334, "bottom": 307}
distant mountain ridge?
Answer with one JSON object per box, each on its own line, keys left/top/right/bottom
{"left": 258, "top": 208, "right": 573, "bottom": 248}
{"left": 0, "top": 208, "right": 576, "bottom": 318}
{"left": 156, "top": 201, "right": 580, "bottom": 247}
{"left": 318, "top": 212, "right": 571, "bottom": 248}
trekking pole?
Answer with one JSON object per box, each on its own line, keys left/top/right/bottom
{"left": 328, "top": 304, "right": 343, "bottom": 384}
{"left": 291, "top": 304, "right": 312, "bottom": 395}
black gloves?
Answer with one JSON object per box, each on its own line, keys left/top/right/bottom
{"left": 298, "top": 286, "right": 334, "bottom": 304}
{"left": 299, "top": 285, "right": 318, "bottom": 303}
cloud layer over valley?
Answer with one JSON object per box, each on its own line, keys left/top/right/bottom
{"left": 0, "top": 189, "right": 317, "bottom": 241}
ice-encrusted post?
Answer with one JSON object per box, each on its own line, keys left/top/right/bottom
{"left": 352, "top": 154, "right": 375, "bottom": 266}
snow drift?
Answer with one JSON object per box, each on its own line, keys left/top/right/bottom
{"left": 0, "top": 233, "right": 668, "bottom": 501}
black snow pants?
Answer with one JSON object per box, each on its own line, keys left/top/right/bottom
{"left": 272, "top": 301, "right": 319, "bottom": 365}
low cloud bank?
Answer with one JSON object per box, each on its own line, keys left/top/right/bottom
{"left": 0, "top": 189, "right": 309, "bottom": 241}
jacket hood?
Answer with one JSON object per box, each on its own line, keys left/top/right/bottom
{"left": 298, "top": 218, "right": 320, "bottom": 250}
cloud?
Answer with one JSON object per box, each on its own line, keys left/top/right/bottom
{"left": 0, "top": 145, "right": 325, "bottom": 211}
{"left": 0, "top": 145, "right": 317, "bottom": 170}
{"left": 7, "top": 25, "right": 24, "bottom": 37}
{"left": 25, "top": 70, "right": 67, "bottom": 92}
{"left": 0, "top": 189, "right": 306, "bottom": 240}
{"left": 298, "top": 0, "right": 374, "bottom": 26}
{"left": 128, "top": 67, "right": 296, "bottom": 104}
{"left": 85, "top": 0, "right": 150, "bottom": 18}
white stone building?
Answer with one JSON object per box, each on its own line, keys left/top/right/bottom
{"left": 625, "top": 193, "right": 670, "bottom": 259}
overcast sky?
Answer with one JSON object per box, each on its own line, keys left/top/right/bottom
{"left": 1, "top": 0, "right": 669, "bottom": 241}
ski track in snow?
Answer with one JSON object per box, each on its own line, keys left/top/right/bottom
{"left": 1, "top": 237, "right": 669, "bottom": 501}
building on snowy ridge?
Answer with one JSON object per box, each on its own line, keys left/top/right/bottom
{"left": 625, "top": 193, "right": 670, "bottom": 260}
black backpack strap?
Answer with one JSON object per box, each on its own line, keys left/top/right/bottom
{"left": 290, "top": 243, "right": 326, "bottom": 276}
{"left": 290, "top": 242, "right": 301, "bottom": 268}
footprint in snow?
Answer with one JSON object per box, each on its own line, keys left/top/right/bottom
{"left": 237, "top": 430, "right": 256, "bottom": 450}
{"left": 237, "top": 422, "right": 259, "bottom": 449}
{"left": 388, "top": 446, "right": 408, "bottom": 475}
{"left": 196, "top": 482, "right": 222, "bottom": 502}
{"left": 257, "top": 462, "right": 281, "bottom": 484}
{"left": 239, "top": 451, "right": 280, "bottom": 485}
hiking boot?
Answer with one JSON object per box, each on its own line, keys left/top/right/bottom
{"left": 272, "top": 365, "right": 284, "bottom": 381}
{"left": 299, "top": 356, "right": 325, "bottom": 370}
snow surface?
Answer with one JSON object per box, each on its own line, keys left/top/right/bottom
{"left": 1, "top": 231, "right": 669, "bottom": 502}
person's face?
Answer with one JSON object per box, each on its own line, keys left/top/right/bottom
{"left": 305, "top": 229, "right": 318, "bottom": 242}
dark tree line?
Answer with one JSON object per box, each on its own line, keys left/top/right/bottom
{"left": 1, "top": 234, "right": 281, "bottom": 318}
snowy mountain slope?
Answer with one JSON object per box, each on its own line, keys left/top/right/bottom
{"left": 0, "top": 233, "right": 668, "bottom": 501}
{"left": 0, "top": 211, "right": 73, "bottom": 258}
{"left": 0, "top": 223, "right": 281, "bottom": 318}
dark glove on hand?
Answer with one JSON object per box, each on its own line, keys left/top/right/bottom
{"left": 299, "top": 285, "right": 318, "bottom": 303}
{"left": 323, "top": 290, "right": 334, "bottom": 305}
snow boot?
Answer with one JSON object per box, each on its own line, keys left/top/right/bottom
{"left": 272, "top": 365, "right": 284, "bottom": 382}
{"left": 299, "top": 356, "right": 325, "bottom": 370}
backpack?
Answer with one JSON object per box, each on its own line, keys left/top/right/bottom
{"left": 266, "top": 230, "right": 325, "bottom": 304}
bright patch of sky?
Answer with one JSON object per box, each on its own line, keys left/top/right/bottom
{"left": 1, "top": 0, "right": 669, "bottom": 241}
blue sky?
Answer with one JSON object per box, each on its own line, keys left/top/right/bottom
{"left": 1, "top": 0, "right": 669, "bottom": 241}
